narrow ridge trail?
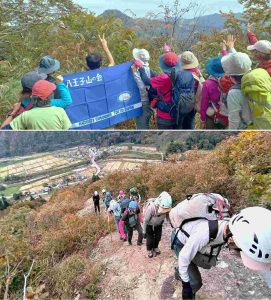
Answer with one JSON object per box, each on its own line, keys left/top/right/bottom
{"left": 78, "top": 199, "right": 271, "bottom": 299}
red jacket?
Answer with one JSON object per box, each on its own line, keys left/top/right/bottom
{"left": 247, "top": 32, "right": 271, "bottom": 76}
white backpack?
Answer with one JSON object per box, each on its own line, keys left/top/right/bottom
{"left": 169, "top": 193, "right": 230, "bottom": 230}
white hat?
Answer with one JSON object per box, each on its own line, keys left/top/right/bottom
{"left": 180, "top": 51, "right": 199, "bottom": 69}
{"left": 132, "top": 48, "right": 150, "bottom": 63}
{"left": 247, "top": 40, "right": 271, "bottom": 54}
{"left": 221, "top": 52, "right": 252, "bottom": 76}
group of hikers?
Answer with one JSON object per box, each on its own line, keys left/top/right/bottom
{"left": 1, "top": 25, "right": 270, "bottom": 130}
{"left": 92, "top": 188, "right": 271, "bottom": 299}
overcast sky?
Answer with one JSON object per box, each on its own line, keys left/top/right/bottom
{"left": 74, "top": 0, "right": 243, "bottom": 18}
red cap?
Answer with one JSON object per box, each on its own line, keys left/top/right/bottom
{"left": 32, "top": 80, "right": 56, "bottom": 100}
{"left": 163, "top": 52, "right": 179, "bottom": 67}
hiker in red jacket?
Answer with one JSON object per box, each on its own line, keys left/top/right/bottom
{"left": 247, "top": 24, "right": 271, "bottom": 76}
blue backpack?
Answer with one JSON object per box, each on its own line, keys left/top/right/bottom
{"left": 156, "top": 69, "right": 195, "bottom": 125}
{"left": 119, "top": 198, "right": 131, "bottom": 214}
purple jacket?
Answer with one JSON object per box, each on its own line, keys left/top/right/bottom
{"left": 200, "top": 78, "right": 220, "bottom": 122}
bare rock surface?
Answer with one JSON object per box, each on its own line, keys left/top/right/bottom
{"left": 92, "top": 224, "right": 271, "bottom": 300}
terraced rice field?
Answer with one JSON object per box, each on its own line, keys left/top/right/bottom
{"left": 0, "top": 154, "right": 84, "bottom": 179}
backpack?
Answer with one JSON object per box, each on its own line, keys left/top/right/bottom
{"left": 128, "top": 213, "right": 138, "bottom": 227}
{"left": 207, "top": 76, "right": 236, "bottom": 127}
{"left": 193, "top": 73, "right": 205, "bottom": 113}
{"left": 170, "top": 193, "right": 231, "bottom": 262}
{"left": 119, "top": 198, "right": 131, "bottom": 214}
{"left": 169, "top": 69, "right": 195, "bottom": 124}
{"left": 143, "top": 198, "right": 157, "bottom": 216}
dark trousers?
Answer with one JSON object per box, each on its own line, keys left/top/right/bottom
{"left": 146, "top": 224, "right": 163, "bottom": 251}
{"left": 157, "top": 118, "right": 177, "bottom": 130}
{"left": 94, "top": 201, "right": 100, "bottom": 214}
{"left": 177, "top": 109, "right": 196, "bottom": 129}
{"left": 171, "top": 231, "right": 203, "bottom": 294}
{"left": 127, "top": 221, "right": 143, "bottom": 244}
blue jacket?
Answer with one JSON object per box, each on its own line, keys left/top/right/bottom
{"left": 21, "top": 83, "right": 72, "bottom": 109}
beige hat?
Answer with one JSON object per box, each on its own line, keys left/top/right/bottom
{"left": 247, "top": 40, "right": 271, "bottom": 54}
{"left": 180, "top": 51, "right": 199, "bottom": 69}
{"left": 221, "top": 52, "right": 252, "bottom": 76}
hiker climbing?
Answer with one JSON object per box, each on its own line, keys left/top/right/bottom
{"left": 143, "top": 191, "right": 173, "bottom": 258}
{"left": 170, "top": 194, "right": 271, "bottom": 299}
{"left": 103, "top": 191, "right": 112, "bottom": 211}
{"left": 108, "top": 198, "right": 122, "bottom": 238}
{"left": 93, "top": 191, "right": 100, "bottom": 215}
{"left": 122, "top": 200, "right": 143, "bottom": 246}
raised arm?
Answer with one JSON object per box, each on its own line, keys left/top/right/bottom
{"left": 246, "top": 23, "right": 258, "bottom": 45}
{"left": 99, "top": 34, "right": 115, "bottom": 67}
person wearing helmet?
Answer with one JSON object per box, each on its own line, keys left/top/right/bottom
{"left": 108, "top": 199, "right": 122, "bottom": 238}
{"left": 92, "top": 191, "right": 100, "bottom": 215}
{"left": 172, "top": 205, "right": 271, "bottom": 299}
{"left": 129, "top": 187, "right": 142, "bottom": 203}
{"left": 228, "top": 206, "right": 271, "bottom": 288}
{"left": 122, "top": 200, "right": 143, "bottom": 246}
{"left": 143, "top": 192, "right": 173, "bottom": 258}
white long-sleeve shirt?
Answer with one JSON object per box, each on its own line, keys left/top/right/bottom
{"left": 227, "top": 89, "right": 252, "bottom": 129}
{"left": 176, "top": 219, "right": 228, "bottom": 282}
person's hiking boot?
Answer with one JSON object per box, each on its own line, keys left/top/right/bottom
{"left": 154, "top": 248, "right": 161, "bottom": 255}
{"left": 137, "top": 241, "right": 143, "bottom": 246}
{"left": 128, "top": 241, "right": 132, "bottom": 246}
{"left": 148, "top": 251, "right": 153, "bottom": 258}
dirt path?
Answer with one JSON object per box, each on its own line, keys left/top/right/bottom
{"left": 91, "top": 224, "right": 271, "bottom": 300}
{"left": 78, "top": 200, "right": 271, "bottom": 300}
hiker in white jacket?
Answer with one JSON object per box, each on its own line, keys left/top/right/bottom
{"left": 171, "top": 205, "right": 271, "bottom": 299}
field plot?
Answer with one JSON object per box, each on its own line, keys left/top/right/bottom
{"left": 0, "top": 154, "right": 85, "bottom": 179}
{"left": 101, "top": 159, "right": 161, "bottom": 173}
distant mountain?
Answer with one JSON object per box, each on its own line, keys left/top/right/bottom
{"left": 100, "top": 10, "right": 242, "bottom": 39}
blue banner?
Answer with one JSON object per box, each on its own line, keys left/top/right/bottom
{"left": 64, "top": 62, "right": 143, "bottom": 129}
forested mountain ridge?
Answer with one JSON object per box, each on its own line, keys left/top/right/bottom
{"left": 0, "top": 132, "right": 236, "bottom": 157}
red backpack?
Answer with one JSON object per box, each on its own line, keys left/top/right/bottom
{"left": 208, "top": 75, "right": 235, "bottom": 127}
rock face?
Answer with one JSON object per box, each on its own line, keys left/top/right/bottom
{"left": 91, "top": 223, "right": 271, "bottom": 300}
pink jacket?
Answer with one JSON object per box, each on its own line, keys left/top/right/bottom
{"left": 200, "top": 78, "right": 220, "bottom": 122}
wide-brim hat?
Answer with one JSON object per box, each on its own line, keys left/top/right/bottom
{"left": 221, "top": 52, "right": 252, "bottom": 76}
{"left": 180, "top": 51, "right": 199, "bottom": 69}
{"left": 133, "top": 48, "right": 150, "bottom": 63}
{"left": 38, "top": 55, "right": 61, "bottom": 75}
{"left": 247, "top": 40, "right": 271, "bottom": 55}
{"left": 21, "top": 71, "right": 47, "bottom": 90}
{"left": 159, "top": 52, "right": 181, "bottom": 74}
{"left": 206, "top": 57, "right": 224, "bottom": 78}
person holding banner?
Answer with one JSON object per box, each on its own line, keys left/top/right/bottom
{"left": 132, "top": 48, "right": 155, "bottom": 129}
{"left": 86, "top": 34, "right": 115, "bottom": 70}
{"left": 5, "top": 80, "right": 72, "bottom": 130}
